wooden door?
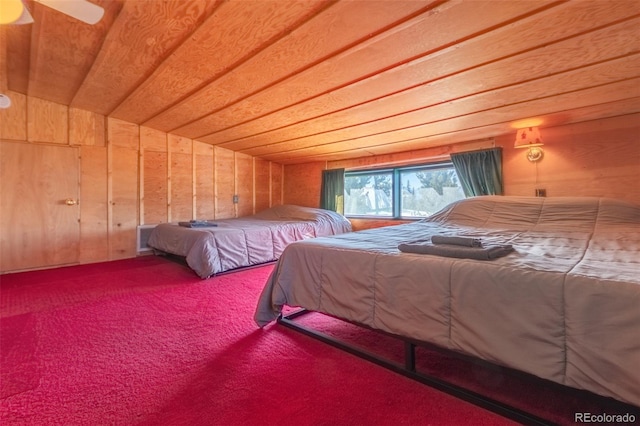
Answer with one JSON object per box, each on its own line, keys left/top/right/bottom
{"left": 0, "top": 142, "right": 80, "bottom": 272}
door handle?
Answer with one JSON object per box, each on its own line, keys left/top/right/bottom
{"left": 64, "top": 198, "right": 78, "bottom": 206}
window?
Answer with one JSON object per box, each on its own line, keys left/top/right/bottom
{"left": 344, "top": 162, "right": 465, "bottom": 218}
{"left": 344, "top": 169, "right": 394, "bottom": 217}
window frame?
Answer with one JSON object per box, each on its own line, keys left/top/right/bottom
{"left": 344, "top": 161, "right": 462, "bottom": 219}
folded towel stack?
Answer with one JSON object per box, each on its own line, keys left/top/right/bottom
{"left": 178, "top": 220, "right": 218, "bottom": 228}
{"left": 398, "top": 235, "right": 513, "bottom": 260}
{"left": 431, "top": 235, "right": 482, "bottom": 247}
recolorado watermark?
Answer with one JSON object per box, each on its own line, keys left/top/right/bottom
{"left": 575, "top": 412, "right": 637, "bottom": 423}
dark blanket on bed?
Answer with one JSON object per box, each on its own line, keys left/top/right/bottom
{"left": 398, "top": 240, "right": 513, "bottom": 260}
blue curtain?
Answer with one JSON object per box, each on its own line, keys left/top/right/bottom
{"left": 320, "top": 168, "right": 345, "bottom": 213}
{"left": 451, "top": 148, "right": 503, "bottom": 197}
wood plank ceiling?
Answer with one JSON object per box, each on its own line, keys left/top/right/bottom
{"left": 2, "top": 0, "right": 639, "bottom": 164}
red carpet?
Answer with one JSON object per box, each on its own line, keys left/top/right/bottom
{"left": 0, "top": 257, "right": 637, "bottom": 425}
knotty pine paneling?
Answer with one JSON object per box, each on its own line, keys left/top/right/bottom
{"left": 0, "top": 28, "right": 6, "bottom": 91}
{"left": 283, "top": 161, "right": 325, "bottom": 207}
{"left": 256, "top": 72, "right": 639, "bottom": 163}
{"left": 197, "top": 1, "right": 553, "bottom": 147}
{"left": 141, "top": 126, "right": 168, "bottom": 152}
{"left": 254, "top": 158, "right": 270, "bottom": 213}
{"left": 302, "top": 97, "right": 640, "bottom": 165}
{"left": 168, "top": 134, "right": 193, "bottom": 222}
{"left": 247, "top": 52, "right": 639, "bottom": 161}
{"left": 1, "top": 94, "right": 284, "bottom": 273}
{"left": 108, "top": 118, "right": 139, "bottom": 149}
{"left": 69, "top": 108, "right": 106, "bottom": 147}
{"left": 108, "top": 118, "right": 139, "bottom": 259}
{"left": 3, "top": 22, "right": 29, "bottom": 94}
{"left": 214, "top": 147, "right": 235, "bottom": 219}
{"left": 169, "top": 0, "right": 431, "bottom": 137}
{"left": 27, "top": 96, "right": 68, "bottom": 144}
{"left": 329, "top": 139, "right": 491, "bottom": 170}
{"left": 142, "top": 150, "right": 169, "bottom": 224}
{"left": 109, "top": 144, "right": 139, "bottom": 260}
{"left": 141, "top": 127, "right": 168, "bottom": 225}
{"left": 24, "top": 0, "right": 112, "bottom": 106}
{"left": 0, "top": 90, "right": 27, "bottom": 141}
{"left": 72, "top": 1, "right": 213, "bottom": 116}
{"left": 79, "top": 145, "right": 109, "bottom": 264}
{"left": 271, "top": 163, "right": 283, "bottom": 207}
{"left": 6, "top": 1, "right": 640, "bottom": 168}
{"left": 194, "top": 142, "right": 215, "bottom": 220}
{"left": 118, "top": 0, "right": 329, "bottom": 125}
{"left": 2, "top": 96, "right": 109, "bottom": 268}
{"left": 0, "top": 142, "right": 80, "bottom": 272}
{"left": 502, "top": 114, "right": 640, "bottom": 204}
{"left": 235, "top": 152, "right": 254, "bottom": 218}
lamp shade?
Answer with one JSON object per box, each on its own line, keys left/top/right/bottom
{"left": 0, "top": 0, "right": 24, "bottom": 24}
{"left": 0, "top": 94, "right": 11, "bottom": 109}
{"left": 514, "top": 127, "right": 543, "bottom": 148}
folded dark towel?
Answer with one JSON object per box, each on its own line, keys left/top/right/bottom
{"left": 398, "top": 241, "right": 514, "bottom": 260}
{"left": 178, "top": 221, "right": 218, "bottom": 228}
{"left": 431, "top": 235, "right": 482, "bottom": 247}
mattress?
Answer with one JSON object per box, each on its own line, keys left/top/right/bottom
{"left": 255, "top": 196, "right": 640, "bottom": 406}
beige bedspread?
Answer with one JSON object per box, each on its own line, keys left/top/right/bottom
{"left": 255, "top": 196, "right": 640, "bottom": 406}
{"left": 148, "top": 205, "right": 351, "bottom": 278}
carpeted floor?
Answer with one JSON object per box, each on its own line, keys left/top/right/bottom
{"left": 1, "top": 256, "right": 637, "bottom": 425}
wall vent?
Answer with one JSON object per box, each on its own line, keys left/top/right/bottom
{"left": 136, "top": 225, "right": 157, "bottom": 254}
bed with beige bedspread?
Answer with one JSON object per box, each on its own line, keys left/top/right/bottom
{"left": 148, "top": 205, "right": 352, "bottom": 278}
{"left": 255, "top": 196, "right": 640, "bottom": 406}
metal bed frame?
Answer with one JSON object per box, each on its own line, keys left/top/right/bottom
{"left": 279, "top": 308, "right": 556, "bottom": 426}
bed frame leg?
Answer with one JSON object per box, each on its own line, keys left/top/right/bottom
{"left": 405, "top": 342, "right": 416, "bottom": 372}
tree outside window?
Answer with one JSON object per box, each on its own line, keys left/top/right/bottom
{"left": 344, "top": 163, "right": 464, "bottom": 218}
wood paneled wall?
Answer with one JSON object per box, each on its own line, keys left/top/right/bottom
{"left": 282, "top": 161, "right": 326, "bottom": 208}
{"left": 501, "top": 114, "right": 639, "bottom": 202}
{"left": 284, "top": 114, "right": 640, "bottom": 229}
{"left": 0, "top": 93, "right": 283, "bottom": 272}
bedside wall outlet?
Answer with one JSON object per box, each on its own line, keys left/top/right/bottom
{"left": 535, "top": 188, "right": 546, "bottom": 197}
{"left": 233, "top": 194, "right": 239, "bottom": 203}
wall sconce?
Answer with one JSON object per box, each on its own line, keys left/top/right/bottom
{"left": 514, "top": 126, "right": 544, "bottom": 162}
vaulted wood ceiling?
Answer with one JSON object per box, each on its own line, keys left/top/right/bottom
{"left": 2, "top": 0, "right": 639, "bottom": 164}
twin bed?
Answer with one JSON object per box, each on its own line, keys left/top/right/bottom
{"left": 255, "top": 196, "right": 640, "bottom": 412}
{"left": 147, "top": 205, "right": 352, "bottom": 278}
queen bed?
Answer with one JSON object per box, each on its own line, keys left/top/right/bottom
{"left": 147, "top": 205, "right": 351, "bottom": 278}
{"left": 255, "top": 196, "right": 640, "bottom": 411}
